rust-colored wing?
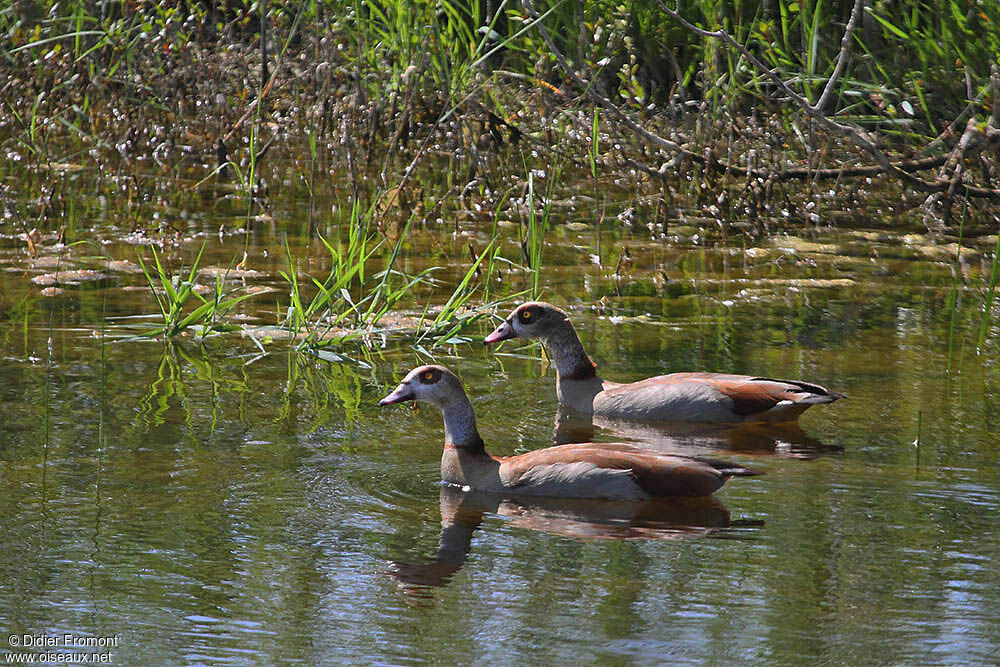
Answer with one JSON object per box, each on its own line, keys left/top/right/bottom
{"left": 703, "top": 375, "right": 845, "bottom": 417}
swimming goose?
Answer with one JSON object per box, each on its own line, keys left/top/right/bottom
{"left": 484, "top": 302, "right": 844, "bottom": 423}
{"left": 378, "top": 365, "right": 759, "bottom": 499}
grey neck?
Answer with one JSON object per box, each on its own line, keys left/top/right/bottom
{"left": 439, "top": 393, "right": 486, "bottom": 452}
{"left": 543, "top": 321, "right": 601, "bottom": 382}
{"left": 542, "top": 320, "right": 605, "bottom": 412}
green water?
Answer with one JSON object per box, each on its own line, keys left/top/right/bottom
{"left": 2, "top": 184, "right": 1000, "bottom": 664}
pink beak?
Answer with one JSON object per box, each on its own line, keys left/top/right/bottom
{"left": 378, "top": 383, "right": 415, "bottom": 406}
{"left": 484, "top": 319, "right": 517, "bottom": 345}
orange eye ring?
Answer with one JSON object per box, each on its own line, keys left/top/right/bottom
{"left": 423, "top": 371, "right": 434, "bottom": 381}
{"left": 521, "top": 310, "right": 532, "bottom": 320}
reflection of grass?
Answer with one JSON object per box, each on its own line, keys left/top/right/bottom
{"left": 135, "top": 343, "right": 191, "bottom": 432}
{"left": 978, "top": 234, "right": 1000, "bottom": 354}
{"left": 276, "top": 346, "right": 375, "bottom": 429}
{"left": 945, "top": 199, "right": 968, "bottom": 372}
{"left": 131, "top": 339, "right": 374, "bottom": 438}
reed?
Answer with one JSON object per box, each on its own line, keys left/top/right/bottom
{"left": 589, "top": 109, "right": 603, "bottom": 266}
{"left": 415, "top": 240, "right": 518, "bottom": 346}
{"left": 277, "top": 191, "right": 526, "bottom": 355}
{"left": 7, "top": 0, "right": 999, "bottom": 128}
{"left": 135, "top": 243, "right": 256, "bottom": 339}
{"left": 523, "top": 165, "right": 559, "bottom": 299}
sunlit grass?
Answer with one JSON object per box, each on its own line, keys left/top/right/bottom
{"left": 134, "top": 242, "right": 256, "bottom": 340}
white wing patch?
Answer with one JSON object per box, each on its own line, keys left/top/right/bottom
{"left": 508, "top": 462, "right": 649, "bottom": 500}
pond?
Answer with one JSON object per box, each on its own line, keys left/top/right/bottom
{"left": 1, "top": 162, "right": 999, "bottom": 664}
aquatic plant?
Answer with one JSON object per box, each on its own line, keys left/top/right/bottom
{"left": 278, "top": 195, "right": 523, "bottom": 355}
{"left": 944, "top": 197, "right": 968, "bottom": 373}
{"left": 521, "top": 165, "right": 561, "bottom": 299}
{"left": 414, "top": 239, "right": 519, "bottom": 347}
{"left": 279, "top": 198, "right": 430, "bottom": 350}
{"left": 588, "top": 108, "right": 604, "bottom": 266}
{"left": 135, "top": 243, "right": 256, "bottom": 339}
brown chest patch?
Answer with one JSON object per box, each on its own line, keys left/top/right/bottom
{"left": 564, "top": 359, "right": 598, "bottom": 381}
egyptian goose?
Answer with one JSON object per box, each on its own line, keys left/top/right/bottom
{"left": 484, "top": 302, "right": 844, "bottom": 423}
{"left": 378, "top": 365, "right": 759, "bottom": 499}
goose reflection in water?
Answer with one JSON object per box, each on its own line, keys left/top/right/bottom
{"left": 553, "top": 406, "right": 844, "bottom": 459}
{"left": 386, "top": 486, "right": 761, "bottom": 595}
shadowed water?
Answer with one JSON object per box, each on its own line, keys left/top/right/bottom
{"left": 2, "top": 189, "right": 1000, "bottom": 664}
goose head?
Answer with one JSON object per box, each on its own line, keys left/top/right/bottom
{"left": 484, "top": 301, "right": 569, "bottom": 344}
{"left": 378, "top": 365, "right": 465, "bottom": 408}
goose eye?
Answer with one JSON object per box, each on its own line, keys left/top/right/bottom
{"left": 520, "top": 309, "right": 533, "bottom": 322}
{"left": 422, "top": 371, "right": 435, "bottom": 381}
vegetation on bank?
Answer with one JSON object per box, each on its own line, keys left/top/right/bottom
{"left": 4, "top": 0, "right": 1000, "bottom": 202}
{"left": 2, "top": 0, "right": 1000, "bottom": 351}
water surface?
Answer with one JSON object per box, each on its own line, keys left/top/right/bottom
{"left": 1, "top": 168, "right": 999, "bottom": 664}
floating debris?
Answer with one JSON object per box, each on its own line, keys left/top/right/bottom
{"left": 772, "top": 236, "right": 844, "bottom": 254}
{"left": 198, "top": 266, "right": 265, "bottom": 279}
{"left": 31, "top": 270, "right": 112, "bottom": 287}
{"left": 697, "top": 277, "right": 856, "bottom": 288}
{"left": 120, "top": 234, "right": 158, "bottom": 246}
{"left": 29, "top": 255, "right": 74, "bottom": 269}
{"left": 913, "top": 243, "right": 980, "bottom": 262}
{"left": 34, "top": 162, "right": 87, "bottom": 172}
{"left": 104, "top": 259, "right": 145, "bottom": 274}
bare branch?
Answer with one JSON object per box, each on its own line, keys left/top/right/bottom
{"left": 657, "top": 3, "right": 907, "bottom": 181}
{"left": 523, "top": 0, "right": 1000, "bottom": 200}
{"left": 655, "top": 1, "right": 1000, "bottom": 199}
{"left": 814, "top": 0, "right": 864, "bottom": 113}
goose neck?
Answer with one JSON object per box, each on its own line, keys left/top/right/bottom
{"left": 439, "top": 393, "right": 486, "bottom": 453}
{"left": 543, "top": 322, "right": 600, "bottom": 382}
